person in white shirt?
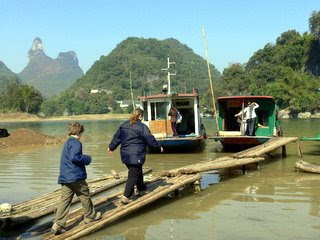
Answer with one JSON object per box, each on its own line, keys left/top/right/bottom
{"left": 235, "top": 102, "right": 259, "bottom": 136}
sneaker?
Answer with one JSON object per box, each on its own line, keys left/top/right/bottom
{"left": 120, "top": 196, "right": 132, "bottom": 204}
{"left": 51, "top": 223, "right": 66, "bottom": 235}
{"left": 83, "top": 212, "right": 102, "bottom": 224}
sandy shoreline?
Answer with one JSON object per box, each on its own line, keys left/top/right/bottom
{"left": 0, "top": 113, "right": 130, "bottom": 122}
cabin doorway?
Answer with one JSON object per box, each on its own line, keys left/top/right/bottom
{"left": 175, "top": 108, "right": 195, "bottom": 135}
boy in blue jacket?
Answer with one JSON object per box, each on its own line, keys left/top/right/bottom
{"left": 51, "top": 122, "right": 101, "bottom": 235}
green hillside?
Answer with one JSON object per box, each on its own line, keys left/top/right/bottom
{"left": 42, "top": 37, "right": 221, "bottom": 115}
{"left": 0, "top": 61, "right": 20, "bottom": 94}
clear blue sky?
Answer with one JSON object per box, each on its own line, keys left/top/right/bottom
{"left": 0, "top": 0, "right": 318, "bottom": 74}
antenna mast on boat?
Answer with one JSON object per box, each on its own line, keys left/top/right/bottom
{"left": 201, "top": 27, "right": 220, "bottom": 134}
{"left": 161, "top": 57, "right": 176, "bottom": 94}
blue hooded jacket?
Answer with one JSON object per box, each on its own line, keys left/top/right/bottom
{"left": 58, "top": 137, "right": 91, "bottom": 184}
{"left": 109, "top": 120, "right": 161, "bottom": 165}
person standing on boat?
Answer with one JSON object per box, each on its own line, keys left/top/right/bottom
{"left": 235, "top": 102, "right": 259, "bottom": 136}
{"left": 107, "top": 108, "right": 163, "bottom": 204}
{"left": 168, "top": 106, "right": 179, "bottom": 137}
{"left": 51, "top": 122, "right": 101, "bottom": 235}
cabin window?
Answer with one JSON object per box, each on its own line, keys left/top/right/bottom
{"left": 150, "top": 102, "right": 166, "bottom": 120}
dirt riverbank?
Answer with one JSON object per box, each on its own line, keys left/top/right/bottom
{"left": 0, "top": 128, "right": 64, "bottom": 149}
{"left": 0, "top": 113, "right": 130, "bottom": 122}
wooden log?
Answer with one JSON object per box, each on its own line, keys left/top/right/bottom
{"left": 163, "top": 157, "right": 264, "bottom": 176}
{"left": 232, "top": 137, "right": 298, "bottom": 158}
{"left": 296, "top": 140, "right": 303, "bottom": 157}
{"left": 282, "top": 145, "right": 286, "bottom": 157}
{"left": 46, "top": 174, "right": 201, "bottom": 240}
{"left": 295, "top": 160, "right": 320, "bottom": 173}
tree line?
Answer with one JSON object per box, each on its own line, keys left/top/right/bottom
{"left": 211, "top": 10, "right": 320, "bottom": 114}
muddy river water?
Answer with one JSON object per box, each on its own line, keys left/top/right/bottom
{"left": 1, "top": 119, "right": 320, "bottom": 240}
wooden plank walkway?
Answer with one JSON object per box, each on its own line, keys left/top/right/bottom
{"left": 163, "top": 137, "right": 299, "bottom": 176}
{"left": 231, "top": 137, "right": 299, "bottom": 158}
{"left": 0, "top": 168, "right": 152, "bottom": 229}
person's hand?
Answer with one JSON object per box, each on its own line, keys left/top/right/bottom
{"left": 107, "top": 148, "right": 113, "bottom": 154}
{"left": 160, "top": 147, "right": 164, "bottom": 153}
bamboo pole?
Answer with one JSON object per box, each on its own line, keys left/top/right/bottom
{"left": 129, "top": 71, "right": 135, "bottom": 109}
{"left": 165, "top": 157, "right": 264, "bottom": 176}
{"left": 232, "top": 137, "right": 298, "bottom": 158}
{"left": 201, "top": 27, "right": 219, "bottom": 134}
{"left": 296, "top": 140, "right": 303, "bottom": 157}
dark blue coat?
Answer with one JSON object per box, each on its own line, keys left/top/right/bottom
{"left": 58, "top": 137, "right": 91, "bottom": 184}
{"left": 109, "top": 120, "right": 161, "bottom": 165}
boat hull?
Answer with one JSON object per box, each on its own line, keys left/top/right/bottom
{"left": 210, "top": 136, "right": 272, "bottom": 151}
{"left": 151, "top": 136, "right": 205, "bottom": 152}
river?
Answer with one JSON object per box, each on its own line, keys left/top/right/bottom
{"left": 0, "top": 119, "right": 320, "bottom": 240}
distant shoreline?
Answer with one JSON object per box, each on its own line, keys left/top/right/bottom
{"left": 0, "top": 113, "right": 130, "bottom": 123}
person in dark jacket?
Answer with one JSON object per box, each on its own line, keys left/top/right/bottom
{"left": 108, "top": 108, "right": 163, "bottom": 204}
{"left": 51, "top": 122, "right": 101, "bottom": 235}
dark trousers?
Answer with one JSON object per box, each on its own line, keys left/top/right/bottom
{"left": 54, "top": 180, "right": 96, "bottom": 227}
{"left": 124, "top": 164, "right": 147, "bottom": 198}
{"left": 246, "top": 117, "right": 256, "bottom": 136}
{"left": 171, "top": 122, "right": 178, "bottom": 136}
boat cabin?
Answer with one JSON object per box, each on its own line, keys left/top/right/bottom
{"left": 217, "top": 96, "right": 279, "bottom": 137}
{"left": 139, "top": 90, "right": 204, "bottom": 139}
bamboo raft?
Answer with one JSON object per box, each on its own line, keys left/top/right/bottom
{"left": 0, "top": 167, "right": 152, "bottom": 229}
{"left": 20, "top": 174, "right": 201, "bottom": 240}
{"left": 295, "top": 160, "right": 320, "bottom": 174}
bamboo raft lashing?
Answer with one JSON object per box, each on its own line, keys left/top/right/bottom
{"left": 0, "top": 167, "right": 152, "bottom": 229}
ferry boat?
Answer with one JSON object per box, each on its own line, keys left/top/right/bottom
{"left": 138, "top": 58, "right": 206, "bottom": 151}
{"left": 210, "top": 96, "right": 281, "bottom": 150}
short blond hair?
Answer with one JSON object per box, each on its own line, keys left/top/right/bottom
{"left": 68, "top": 122, "right": 84, "bottom": 136}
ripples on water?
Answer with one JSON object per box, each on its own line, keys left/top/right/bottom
{"left": 1, "top": 119, "right": 320, "bottom": 239}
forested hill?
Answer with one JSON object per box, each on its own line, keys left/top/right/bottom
{"left": 219, "top": 11, "right": 320, "bottom": 113}
{"left": 0, "top": 61, "right": 20, "bottom": 94}
{"left": 73, "top": 37, "right": 220, "bottom": 98}
{"left": 42, "top": 37, "right": 220, "bottom": 115}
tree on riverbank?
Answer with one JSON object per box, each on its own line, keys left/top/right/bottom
{"left": 219, "top": 11, "right": 320, "bottom": 113}
{"left": 0, "top": 83, "right": 43, "bottom": 114}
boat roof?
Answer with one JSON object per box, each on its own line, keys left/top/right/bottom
{"left": 217, "top": 95, "right": 274, "bottom": 100}
{"left": 138, "top": 92, "right": 198, "bottom": 100}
